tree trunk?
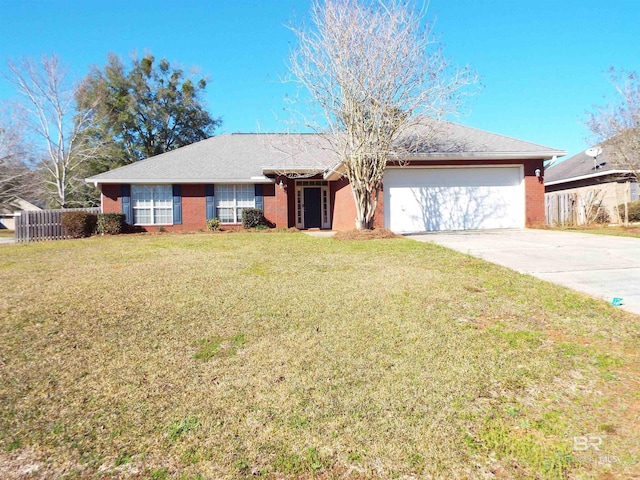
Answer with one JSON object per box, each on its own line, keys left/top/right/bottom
{"left": 352, "top": 186, "right": 378, "bottom": 230}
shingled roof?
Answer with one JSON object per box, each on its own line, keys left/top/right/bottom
{"left": 398, "top": 122, "right": 565, "bottom": 158}
{"left": 85, "top": 133, "right": 334, "bottom": 185}
{"left": 545, "top": 141, "right": 639, "bottom": 186}
{"left": 86, "top": 122, "right": 566, "bottom": 185}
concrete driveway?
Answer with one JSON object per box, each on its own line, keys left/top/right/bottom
{"left": 407, "top": 229, "right": 640, "bottom": 316}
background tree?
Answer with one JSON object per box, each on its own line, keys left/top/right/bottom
{"left": 76, "top": 53, "right": 222, "bottom": 172}
{"left": 288, "top": 0, "right": 477, "bottom": 230}
{"left": 0, "top": 103, "right": 35, "bottom": 207}
{"left": 5, "top": 55, "right": 100, "bottom": 208}
{"left": 586, "top": 67, "right": 640, "bottom": 183}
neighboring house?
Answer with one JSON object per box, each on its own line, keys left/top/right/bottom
{"left": 86, "top": 122, "right": 566, "bottom": 233}
{"left": 545, "top": 142, "right": 639, "bottom": 225}
{"left": 0, "top": 197, "right": 42, "bottom": 230}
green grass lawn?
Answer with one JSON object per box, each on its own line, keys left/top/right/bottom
{"left": 1, "top": 232, "right": 639, "bottom": 479}
{"left": 0, "top": 229, "right": 14, "bottom": 238}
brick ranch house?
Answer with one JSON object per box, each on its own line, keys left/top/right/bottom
{"left": 86, "top": 122, "right": 566, "bottom": 233}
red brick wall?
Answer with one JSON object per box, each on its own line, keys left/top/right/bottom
{"left": 178, "top": 184, "right": 206, "bottom": 231}
{"left": 523, "top": 159, "right": 545, "bottom": 227}
{"left": 101, "top": 184, "right": 121, "bottom": 214}
{"left": 101, "top": 183, "right": 257, "bottom": 232}
{"left": 374, "top": 186, "right": 385, "bottom": 229}
{"left": 285, "top": 178, "right": 296, "bottom": 228}
{"left": 330, "top": 178, "right": 356, "bottom": 230}
{"left": 330, "top": 177, "right": 384, "bottom": 230}
{"left": 263, "top": 176, "right": 290, "bottom": 228}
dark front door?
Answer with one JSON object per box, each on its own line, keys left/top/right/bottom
{"left": 303, "top": 187, "right": 322, "bottom": 228}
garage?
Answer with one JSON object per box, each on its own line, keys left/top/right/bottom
{"left": 384, "top": 166, "right": 525, "bottom": 233}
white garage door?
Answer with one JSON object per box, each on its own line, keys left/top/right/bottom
{"left": 384, "top": 166, "right": 524, "bottom": 233}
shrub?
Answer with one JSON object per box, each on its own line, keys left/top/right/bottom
{"left": 241, "top": 208, "right": 264, "bottom": 229}
{"left": 618, "top": 200, "right": 640, "bottom": 222}
{"left": 96, "top": 213, "right": 126, "bottom": 235}
{"left": 61, "top": 211, "right": 97, "bottom": 238}
{"left": 206, "top": 218, "right": 221, "bottom": 231}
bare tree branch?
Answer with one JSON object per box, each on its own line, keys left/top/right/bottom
{"left": 286, "top": 0, "right": 478, "bottom": 229}
{"left": 586, "top": 67, "right": 640, "bottom": 184}
{"left": 4, "top": 54, "right": 103, "bottom": 208}
{"left": 0, "top": 103, "right": 37, "bottom": 207}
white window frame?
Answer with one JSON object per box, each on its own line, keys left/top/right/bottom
{"left": 131, "top": 184, "right": 173, "bottom": 225}
{"left": 215, "top": 184, "right": 255, "bottom": 224}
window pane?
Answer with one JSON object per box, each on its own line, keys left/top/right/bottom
{"left": 131, "top": 185, "right": 173, "bottom": 225}
{"left": 152, "top": 186, "right": 173, "bottom": 224}
{"left": 134, "top": 208, "right": 152, "bottom": 225}
{"left": 216, "top": 185, "right": 234, "bottom": 207}
{"left": 237, "top": 185, "right": 255, "bottom": 207}
{"left": 154, "top": 207, "right": 173, "bottom": 224}
{"left": 217, "top": 207, "right": 234, "bottom": 223}
{"left": 154, "top": 189, "right": 172, "bottom": 208}
{"left": 132, "top": 185, "right": 152, "bottom": 207}
{"left": 214, "top": 184, "right": 255, "bottom": 223}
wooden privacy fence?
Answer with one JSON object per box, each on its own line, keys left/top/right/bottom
{"left": 545, "top": 192, "right": 578, "bottom": 226}
{"left": 546, "top": 183, "right": 634, "bottom": 226}
{"left": 15, "top": 208, "right": 100, "bottom": 243}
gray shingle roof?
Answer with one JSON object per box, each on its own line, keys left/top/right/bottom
{"left": 545, "top": 142, "right": 639, "bottom": 185}
{"left": 86, "top": 133, "right": 334, "bottom": 184}
{"left": 86, "top": 122, "right": 566, "bottom": 184}
{"left": 399, "top": 122, "right": 566, "bottom": 157}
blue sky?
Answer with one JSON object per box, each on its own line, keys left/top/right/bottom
{"left": 1, "top": 0, "right": 638, "bottom": 159}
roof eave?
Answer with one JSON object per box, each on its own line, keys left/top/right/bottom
{"left": 261, "top": 167, "right": 328, "bottom": 176}
{"left": 323, "top": 161, "right": 345, "bottom": 181}
{"left": 544, "top": 169, "right": 634, "bottom": 186}
{"left": 402, "top": 151, "right": 567, "bottom": 161}
{"left": 86, "top": 177, "right": 275, "bottom": 186}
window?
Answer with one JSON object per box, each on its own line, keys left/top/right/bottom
{"left": 215, "top": 184, "right": 255, "bottom": 223}
{"left": 131, "top": 185, "right": 173, "bottom": 225}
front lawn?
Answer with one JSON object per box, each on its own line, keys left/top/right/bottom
{"left": 1, "top": 232, "right": 638, "bottom": 479}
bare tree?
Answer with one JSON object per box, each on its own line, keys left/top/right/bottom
{"left": 287, "top": 0, "right": 478, "bottom": 229}
{"left": 4, "top": 55, "right": 102, "bottom": 208}
{"left": 586, "top": 67, "right": 640, "bottom": 183}
{"left": 0, "top": 103, "right": 35, "bottom": 207}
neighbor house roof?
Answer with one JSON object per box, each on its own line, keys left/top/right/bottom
{"left": 86, "top": 122, "right": 567, "bottom": 185}
{"left": 545, "top": 141, "right": 639, "bottom": 186}
{"left": 0, "top": 197, "right": 43, "bottom": 214}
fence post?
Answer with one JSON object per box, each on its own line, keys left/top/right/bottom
{"left": 15, "top": 212, "right": 23, "bottom": 242}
